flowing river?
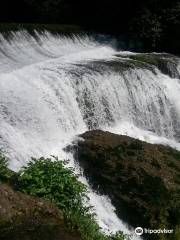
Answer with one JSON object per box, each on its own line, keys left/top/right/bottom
{"left": 0, "top": 30, "right": 180, "bottom": 239}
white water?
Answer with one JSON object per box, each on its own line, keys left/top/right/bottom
{"left": 0, "top": 30, "right": 180, "bottom": 239}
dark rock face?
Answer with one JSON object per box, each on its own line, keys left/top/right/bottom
{"left": 71, "top": 130, "right": 180, "bottom": 240}
{"left": 0, "top": 184, "right": 81, "bottom": 240}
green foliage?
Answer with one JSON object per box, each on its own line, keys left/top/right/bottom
{"left": 129, "top": 54, "right": 158, "bottom": 66}
{"left": 0, "top": 151, "right": 8, "bottom": 177}
{"left": 0, "top": 151, "right": 127, "bottom": 240}
{"left": 0, "top": 151, "right": 13, "bottom": 182}
{"left": 1, "top": 0, "right": 180, "bottom": 54}
{"left": 16, "top": 157, "right": 126, "bottom": 240}
{"left": 136, "top": 11, "right": 163, "bottom": 49}
{"left": 131, "top": 0, "right": 180, "bottom": 52}
{"left": 109, "top": 232, "right": 130, "bottom": 240}
{"left": 175, "top": 225, "right": 180, "bottom": 240}
{"left": 17, "top": 157, "right": 86, "bottom": 209}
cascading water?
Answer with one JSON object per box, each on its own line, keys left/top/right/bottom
{"left": 0, "top": 30, "right": 180, "bottom": 239}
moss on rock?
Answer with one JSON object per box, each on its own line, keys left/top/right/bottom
{"left": 128, "top": 54, "right": 180, "bottom": 78}
{"left": 71, "top": 130, "right": 180, "bottom": 240}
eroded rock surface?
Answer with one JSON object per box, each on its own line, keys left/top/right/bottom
{"left": 71, "top": 130, "right": 180, "bottom": 240}
{"left": 0, "top": 183, "right": 81, "bottom": 240}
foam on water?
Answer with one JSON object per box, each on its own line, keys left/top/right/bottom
{"left": 0, "top": 30, "right": 180, "bottom": 239}
{"left": 105, "top": 121, "right": 180, "bottom": 150}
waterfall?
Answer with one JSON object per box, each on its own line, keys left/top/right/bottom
{"left": 0, "top": 30, "right": 180, "bottom": 239}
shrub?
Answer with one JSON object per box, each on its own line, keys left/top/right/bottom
{"left": 16, "top": 157, "right": 127, "bottom": 240}
{"left": 110, "top": 232, "right": 130, "bottom": 240}
{"left": 0, "top": 153, "right": 127, "bottom": 240}
{"left": 17, "top": 157, "right": 87, "bottom": 209}
{"left": 0, "top": 151, "right": 8, "bottom": 176}
{"left": 0, "top": 151, "right": 13, "bottom": 182}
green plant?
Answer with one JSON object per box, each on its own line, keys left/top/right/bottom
{"left": 0, "top": 151, "right": 13, "bottom": 182}
{"left": 0, "top": 151, "right": 8, "bottom": 175}
{"left": 16, "top": 157, "right": 127, "bottom": 240}
{"left": 110, "top": 231, "right": 130, "bottom": 240}
{"left": 132, "top": 8, "right": 163, "bottom": 50}
{"left": 17, "top": 157, "right": 87, "bottom": 209}
{"left": 0, "top": 153, "right": 127, "bottom": 240}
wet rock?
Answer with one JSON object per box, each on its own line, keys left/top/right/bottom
{"left": 71, "top": 130, "right": 180, "bottom": 240}
{"left": 0, "top": 184, "right": 81, "bottom": 240}
{"left": 128, "top": 53, "right": 180, "bottom": 79}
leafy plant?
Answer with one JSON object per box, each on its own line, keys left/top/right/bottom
{"left": 109, "top": 231, "right": 130, "bottom": 240}
{"left": 16, "top": 157, "right": 127, "bottom": 240}
{"left": 0, "top": 151, "right": 13, "bottom": 182}
{"left": 17, "top": 157, "right": 86, "bottom": 209}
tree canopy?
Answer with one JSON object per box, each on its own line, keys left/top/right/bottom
{"left": 1, "top": 0, "right": 180, "bottom": 54}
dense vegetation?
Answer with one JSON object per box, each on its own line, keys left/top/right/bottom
{"left": 0, "top": 152, "right": 127, "bottom": 240}
{"left": 0, "top": 151, "right": 14, "bottom": 183}
{"left": 1, "top": 0, "right": 180, "bottom": 54}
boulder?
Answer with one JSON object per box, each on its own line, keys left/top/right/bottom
{"left": 71, "top": 130, "right": 180, "bottom": 240}
{"left": 0, "top": 183, "right": 81, "bottom": 240}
